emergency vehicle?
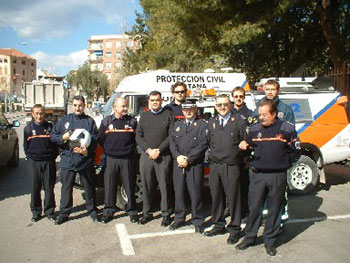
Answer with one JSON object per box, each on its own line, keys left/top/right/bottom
{"left": 76, "top": 72, "right": 350, "bottom": 209}
{"left": 250, "top": 77, "right": 350, "bottom": 195}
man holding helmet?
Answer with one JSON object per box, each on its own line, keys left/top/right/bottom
{"left": 51, "top": 95, "right": 99, "bottom": 225}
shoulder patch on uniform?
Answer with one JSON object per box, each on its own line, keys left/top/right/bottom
{"left": 277, "top": 112, "right": 284, "bottom": 119}
{"left": 231, "top": 116, "right": 235, "bottom": 122}
{"left": 176, "top": 126, "right": 180, "bottom": 132}
{"left": 64, "top": 122, "right": 70, "bottom": 129}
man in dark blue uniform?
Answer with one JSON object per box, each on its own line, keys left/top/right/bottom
{"left": 51, "top": 95, "right": 99, "bottom": 225}
{"left": 169, "top": 100, "right": 208, "bottom": 233}
{"left": 236, "top": 99, "right": 300, "bottom": 256}
{"left": 204, "top": 94, "right": 247, "bottom": 245}
{"left": 136, "top": 90, "right": 174, "bottom": 226}
{"left": 99, "top": 97, "right": 138, "bottom": 224}
{"left": 164, "top": 81, "right": 187, "bottom": 121}
{"left": 24, "top": 104, "right": 58, "bottom": 222}
{"left": 256, "top": 79, "right": 296, "bottom": 227}
{"left": 231, "top": 86, "right": 253, "bottom": 218}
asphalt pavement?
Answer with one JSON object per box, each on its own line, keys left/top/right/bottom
{"left": 0, "top": 115, "right": 350, "bottom": 263}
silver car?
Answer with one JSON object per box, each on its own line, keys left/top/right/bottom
{"left": 0, "top": 112, "right": 20, "bottom": 167}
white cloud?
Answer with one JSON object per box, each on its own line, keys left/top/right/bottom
{"left": 0, "top": 0, "right": 140, "bottom": 39}
{"left": 31, "top": 49, "right": 88, "bottom": 75}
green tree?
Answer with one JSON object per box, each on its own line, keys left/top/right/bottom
{"left": 123, "top": 0, "right": 349, "bottom": 81}
{"left": 66, "top": 62, "right": 109, "bottom": 101}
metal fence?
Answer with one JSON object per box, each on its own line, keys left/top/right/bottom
{"left": 325, "top": 62, "right": 350, "bottom": 117}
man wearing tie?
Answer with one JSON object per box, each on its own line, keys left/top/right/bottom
{"left": 169, "top": 100, "right": 208, "bottom": 233}
{"left": 204, "top": 94, "right": 247, "bottom": 246}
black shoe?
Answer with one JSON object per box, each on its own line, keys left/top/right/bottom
{"left": 130, "top": 214, "right": 139, "bottom": 223}
{"left": 101, "top": 216, "right": 113, "bottom": 224}
{"left": 235, "top": 239, "right": 254, "bottom": 251}
{"left": 160, "top": 215, "right": 172, "bottom": 227}
{"left": 31, "top": 215, "right": 41, "bottom": 222}
{"left": 91, "top": 214, "right": 100, "bottom": 223}
{"left": 227, "top": 234, "right": 240, "bottom": 245}
{"left": 265, "top": 245, "right": 277, "bottom": 256}
{"left": 169, "top": 222, "right": 184, "bottom": 231}
{"left": 138, "top": 214, "right": 153, "bottom": 225}
{"left": 46, "top": 214, "right": 56, "bottom": 221}
{"left": 204, "top": 227, "right": 226, "bottom": 237}
{"left": 54, "top": 216, "right": 68, "bottom": 225}
{"left": 194, "top": 226, "right": 205, "bottom": 234}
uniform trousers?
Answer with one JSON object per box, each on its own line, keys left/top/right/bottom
{"left": 59, "top": 166, "right": 97, "bottom": 218}
{"left": 173, "top": 164, "right": 204, "bottom": 227}
{"left": 209, "top": 163, "right": 241, "bottom": 235}
{"left": 244, "top": 169, "right": 287, "bottom": 248}
{"left": 140, "top": 152, "right": 173, "bottom": 216}
{"left": 27, "top": 158, "right": 56, "bottom": 216}
{"left": 103, "top": 155, "right": 137, "bottom": 217}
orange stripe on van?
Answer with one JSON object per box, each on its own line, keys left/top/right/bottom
{"left": 299, "top": 97, "right": 348, "bottom": 148}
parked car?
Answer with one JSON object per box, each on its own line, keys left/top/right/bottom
{"left": 0, "top": 112, "right": 20, "bottom": 167}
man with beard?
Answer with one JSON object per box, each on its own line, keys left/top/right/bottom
{"left": 51, "top": 95, "right": 99, "bottom": 225}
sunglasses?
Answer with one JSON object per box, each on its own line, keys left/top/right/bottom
{"left": 174, "top": 90, "right": 186, "bottom": 94}
{"left": 233, "top": 95, "right": 244, "bottom": 99}
{"left": 216, "top": 103, "right": 230, "bottom": 107}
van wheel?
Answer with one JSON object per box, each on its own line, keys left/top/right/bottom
{"left": 116, "top": 174, "right": 143, "bottom": 210}
{"left": 287, "top": 155, "right": 319, "bottom": 195}
{"left": 7, "top": 141, "right": 19, "bottom": 167}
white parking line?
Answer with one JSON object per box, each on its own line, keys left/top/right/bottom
{"left": 116, "top": 224, "right": 135, "bottom": 256}
{"left": 116, "top": 214, "right": 350, "bottom": 256}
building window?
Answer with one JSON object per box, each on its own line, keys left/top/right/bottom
{"left": 116, "top": 41, "right": 122, "bottom": 48}
{"left": 23, "top": 69, "right": 25, "bottom": 76}
{"left": 115, "top": 52, "right": 122, "bottom": 58}
{"left": 127, "top": 41, "right": 134, "bottom": 47}
{"left": 96, "top": 64, "right": 103, "bottom": 71}
{"left": 106, "top": 73, "right": 111, "bottom": 80}
{"left": 4, "top": 59, "right": 8, "bottom": 63}
{"left": 0, "top": 59, "right": 2, "bottom": 63}
{"left": 13, "top": 68, "right": 16, "bottom": 74}
{"left": 31, "top": 62, "right": 34, "bottom": 66}
{"left": 105, "top": 62, "right": 112, "bottom": 69}
{"left": 13, "top": 59, "right": 17, "bottom": 63}
{"left": 32, "top": 70, "right": 34, "bottom": 77}
{"left": 105, "top": 41, "right": 112, "bottom": 48}
{"left": 22, "top": 60, "right": 26, "bottom": 65}
{"left": 105, "top": 51, "right": 112, "bottom": 58}
{"left": 115, "top": 62, "right": 122, "bottom": 68}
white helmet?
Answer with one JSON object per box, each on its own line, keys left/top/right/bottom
{"left": 69, "top": 129, "right": 91, "bottom": 149}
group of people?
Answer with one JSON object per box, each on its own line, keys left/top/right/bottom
{"left": 24, "top": 80, "right": 300, "bottom": 256}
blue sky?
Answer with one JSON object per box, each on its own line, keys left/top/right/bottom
{"left": 0, "top": 0, "right": 142, "bottom": 75}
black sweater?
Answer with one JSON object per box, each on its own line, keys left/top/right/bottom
{"left": 24, "top": 121, "right": 58, "bottom": 161}
{"left": 98, "top": 114, "right": 137, "bottom": 157}
{"left": 136, "top": 109, "right": 174, "bottom": 155}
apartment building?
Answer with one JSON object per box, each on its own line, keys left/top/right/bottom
{"left": 88, "top": 34, "right": 140, "bottom": 89}
{"left": 0, "top": 48, "right": 36, "bottom": 97}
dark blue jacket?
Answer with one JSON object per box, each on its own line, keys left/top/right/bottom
{"left": 50, "top": 113, "right": 98, "bottom": 171}
{"left": 255, "top": 96, "right": 295, "bottom": 125}
{"left": 170, "top": 118, "right": 208, "bottom": 164}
